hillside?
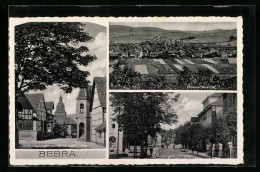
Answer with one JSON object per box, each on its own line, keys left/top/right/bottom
{"left": 109, "top": 25, "right": 237, "bottom": 44}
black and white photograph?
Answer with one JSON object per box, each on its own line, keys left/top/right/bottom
{"left": 109, "top": 92, "right": 237, "bottom": 159}
{"left": 9, "top": 16, "right": 244, "bottom": 166}
{"left": 14, "top": 21, "right": 107, "bottom": 150}
{"left": 109, "top": 22, "right": 237, "bottom": 90}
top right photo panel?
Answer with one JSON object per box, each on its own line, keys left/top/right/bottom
{"left": 109, "top": 21, "right": 239, "bottom": 90}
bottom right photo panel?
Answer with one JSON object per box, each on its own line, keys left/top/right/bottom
{"left": 109, "top": 92, "right": 237, "bottom": 159}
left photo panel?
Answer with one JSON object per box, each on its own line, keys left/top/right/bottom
{"left": 9, "top": 19, "right": 108, "bottom": 164}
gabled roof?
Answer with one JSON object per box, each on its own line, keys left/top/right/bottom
{"left": 25, "top": 93, "right": 44, "bottom": 110}
{"left": 77, "top": 86, "right": 92, "bottom": 100}
{"left": 17, "top": 94, "right": 34, "bottom": 110}
{"left": 94, "top": 121, "right": 106, "bottom": 131}
{"left": 94, "top": 77, "right": 106, "bottom": 108}
{"left": 45, "top": 102, "right": 54, "bottom": 110}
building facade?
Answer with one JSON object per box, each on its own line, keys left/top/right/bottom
{"left": 197, "top": 93, "right": 223, "bottom": 127}
{"left": 76, "top": 87, "right": 92, "bottom": 141}
{"left": 75, "top": 77, "right": 107, "bottom": 146}
{"left": 18, "top": 93, "right": 47, "bottom": 141}
{"left": 109, "top": 105, "right": 123, "bottom": 155}
{"left": 223, "top": 93, "right": 237, "bottom": 146}
{"left": 45, "top": 102, "right": 54, "bottom": 138}
{"left": 91, "top": 77, "right": 107, "bottom": 146}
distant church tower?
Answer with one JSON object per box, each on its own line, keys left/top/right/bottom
{"left": 54, "top": 95, "right": 67, "bottom": 125}
{"left": 76, "top": 87, "right": 92, "bottom": 141}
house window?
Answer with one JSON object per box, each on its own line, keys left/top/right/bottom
{"left": 99, "top": 131, "right": 102, "bottom": 138}
{"left": 111, "top": 124, "right": 115, "bottom": 129}
{"left": 80, "top": 104, "right": 84, "bottom": 113}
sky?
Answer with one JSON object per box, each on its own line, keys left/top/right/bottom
{"left": 162, "top": 92, "right": 212, "bottom": 130}
{"left": 110, "top": 22, "right": 237, "bottom": 31}
{"left": 28, "top": 22, "right": 107, "bottom": 114}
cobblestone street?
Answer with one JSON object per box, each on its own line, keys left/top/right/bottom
{"left": 19, "top": 138, "right": 105, "bottom": 149}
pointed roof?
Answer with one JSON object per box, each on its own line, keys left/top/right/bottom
{"left": 45, "top": 102, "right": 54, "bottom": 110}
{"left": 77, "top": 86, "right": 92, "bottom": 100}
{"left": 17, "top": 94, "right": 34, "bottom": 110}
{"left": 25, "top": 93, "right": 44, "bottom": 110}
{"left": 55, "top": 95, "right": 66, "bottom": 113}
{"left": 94, "top": 77, "right": 106, "bottom": 108}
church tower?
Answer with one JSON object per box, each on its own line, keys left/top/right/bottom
{"left": 76, "top": 87, "right": 92, "bottom": 141}
{"left": 54, "top": 95, "right": 66, "bottom": 125}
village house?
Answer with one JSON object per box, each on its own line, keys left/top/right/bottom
{"left": 17, "top": 93, "right": 48, "bottom": 141}
{"left": 90, "top": 77, "right": 107, "bottom": 146}
{"left": 45, "top": 101, "right": 54, "bottom": 138}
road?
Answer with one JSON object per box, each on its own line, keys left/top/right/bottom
{"left": 19, "top": 138, "right": 105, "bottom": 149}
{"left": 156, "top": 148, "right": 202, "bottom": 159}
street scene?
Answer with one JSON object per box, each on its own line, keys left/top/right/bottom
{"left": 109, "top": 92, "right": 237, "bottom": 159}
{"left": 15, "top": 22, "right": 107, "bottom": 149}
{"left": 109, "top": 22, "right": 237, "bottom": 90}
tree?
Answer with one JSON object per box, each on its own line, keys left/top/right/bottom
{"left": 109, "top": 64, "right": 142, "bottom": 89}
{"left": 205, "top": 118, "right": 230, "bottom": 157}
{"left": 15, "top": 22, "right": 96, "bottom": 147}
{"left": 177, "top": 122, "right": 192, "bottom": 151}
{"left": 15, "top": 22, "right": 96, "bottom": 98}
{"left": 226, "top": 111, "right": 237, "bottom": 138}
{"left": 110, "top": 93, "right": 178, "bottom": 155}
{"left": 229, "top": 36, "right": 236, "bottom": 42}
{"left": 146, "top": 76, "right": 171, "bottom": 89}
{"left": 189, "top": 123, "right": 206, "bottom": 153}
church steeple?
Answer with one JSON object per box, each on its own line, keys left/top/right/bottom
{"left": 59, "top": 95, "right": 62, "bottom": 102}
{"left": 54, "top": 94, "right": 67, "bottom": 125}
{"left": 56, "top": 95, "right": 66, "bottom": 113}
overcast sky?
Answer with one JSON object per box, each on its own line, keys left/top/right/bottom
{"left": 110, "top": 22, "right": 237, "bottom": 31}
{"left": 28, "top": 22, "right": 107, "bottom": 114}
{"left": 160, "top": 92, "right": 213, "bottom": 130}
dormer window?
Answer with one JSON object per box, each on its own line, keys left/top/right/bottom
{"left": 80, "top": 103, "right": 84, "bottom": 113}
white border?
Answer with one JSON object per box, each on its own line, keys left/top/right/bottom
{"left": 9, "top": 17, "right": 243, "bottom": 166}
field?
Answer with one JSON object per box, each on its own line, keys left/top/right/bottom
{"left": 112, "top": 58, "right": 237, "bottom": 75}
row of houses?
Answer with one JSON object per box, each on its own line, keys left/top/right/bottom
{"left": 191, "top": 93, "right": 237, "bottom": 150}
{"left": 110, "top": 39, "right": 237, "bottom": 59}
{"left": 16, "top": 77, "right": 107, "bottom": 147}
